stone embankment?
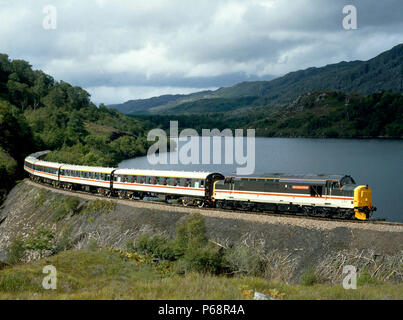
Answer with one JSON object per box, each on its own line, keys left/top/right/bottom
{"left": 0, "top": 180, "right": 401, "bottom": 282}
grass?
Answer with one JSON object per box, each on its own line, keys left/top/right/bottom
{"left": 35, "top": 189, "right": 49, "bottom": 208}
{"left": 0, "top": 250, "right": 401, "bottom": 300}
{"left": 81, "top": 199, "right": 116, "bottom": 216}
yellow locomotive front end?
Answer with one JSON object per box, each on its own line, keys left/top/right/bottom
{"left": 354, "top": 185, "right": 376, "bottom": 220}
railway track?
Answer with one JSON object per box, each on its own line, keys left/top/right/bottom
{"left": 27, "top": 179, "right": 403, "bottom": 227}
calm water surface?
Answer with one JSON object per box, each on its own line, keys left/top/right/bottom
{"left": 119, "top": 138, "right": 403, "bottom": 222}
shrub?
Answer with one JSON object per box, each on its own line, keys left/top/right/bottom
{"left": 300, "top": 267, "right": 319, "bottom": 286}
{"left": 174, "top": 213, "right": 208, "bottom": 254}
{"left": 357, "top": 270, "right": 378, "bottom": 286}
{"left": 177, "top": 245, "right": 223, "bottom": 274}
{"left": 223, "top": 244, "right": 266, "bottom": 276}
{"left": 54, "top": 226, "right": 73, "bottom": 253}
{"left": 51, "top": 196, "right": 80, "bottom": 222}
{"left": 6, "top": 237, "right": 26, "bottom": 265}
{"left": 82, "top": 199, "right": 115, "bottom": 215}
{"left": 25, "top": 227, "right": 55, "bottom": 258}
{"left": 87, "top": 239, "right": 99, "bottom": 252}
{"left": 136, "top": 234, "right": 177, "bottom": 261}
{"left": 35, "top": 189, "right": 48, "bottom": 207}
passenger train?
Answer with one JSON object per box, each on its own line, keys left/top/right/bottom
{"left": 24, "top": 152, "right": 376, "bottom": 221}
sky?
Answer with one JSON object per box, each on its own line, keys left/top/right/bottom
{"left": 1, "top": 0, "right": 402, "bottom": 104}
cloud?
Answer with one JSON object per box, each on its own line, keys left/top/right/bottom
{"left": 0, "top": 0, "right": 402, "bottom": 104}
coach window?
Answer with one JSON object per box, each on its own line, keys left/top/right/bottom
{"left": 194, "top": 180, "right": 200, "bottom": 188}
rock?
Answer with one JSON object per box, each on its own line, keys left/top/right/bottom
{"left": 253, "top": 292, "right": 270, "bottom": 300}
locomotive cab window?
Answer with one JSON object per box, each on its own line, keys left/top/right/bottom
{"left": 340, "top": 176, "right": 355, "bottom": 186}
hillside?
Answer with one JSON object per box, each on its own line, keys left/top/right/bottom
{"left": 129, "top": 90, "right": 403, "bottom": 139}
{"left": 0, "top": 181, "right": 402, "bottom": 299}
{"left": 0, "top": 54, "right": 149, "bottom": 204}
{"left": 248, "top": 90, "right": 403, "bottom": 138}
{"left": 110, "top": 43, "right": 403, "bottom": 115}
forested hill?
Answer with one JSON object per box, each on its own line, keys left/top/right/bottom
{"left": 0, "top": 54, "right": 150, "bottom": 203}
{"left": 109, "top": 43, "right": 403, "bottom": 115}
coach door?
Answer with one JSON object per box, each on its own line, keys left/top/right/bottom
{"left": 205, "top": 173, "right": 225, "bottom": 200}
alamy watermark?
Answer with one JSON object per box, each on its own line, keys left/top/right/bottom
{"left": 42, "top": 265, "right": 57, "bottom": 290}
{"left": 147, "top": 121, "right": 255, "bottom": 175}
{"left": 342, "top": 265, "right": 357, "bottom": 289}
{"left": 343, "top": 5, "right": 358, "bottom": 30}
{"left": 42, "top": 5, "right": 57, "bottom": 30}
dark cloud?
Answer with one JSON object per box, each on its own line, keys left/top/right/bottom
{"left": 0, "top": 0, "right": 402, "bottom": 104}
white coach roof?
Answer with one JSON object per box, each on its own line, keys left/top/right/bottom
{"left": 114, "top": 168, "right": 212, "bottom": 179}
{"left": 60, "top": 164, "right": 115, "bottom": 174}
{"left": 33, "top": 160, "right": 63, "bottom": 169}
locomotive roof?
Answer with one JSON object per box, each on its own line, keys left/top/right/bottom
{"left": 114, "top": 168, "right": 213, "bottom": 179}
{"left": 228, "top": 173, "right": 350, "bottom": 182}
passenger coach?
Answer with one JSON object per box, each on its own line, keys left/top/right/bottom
{"left": 113, "top": 169, "right": 224, "bottom": 206}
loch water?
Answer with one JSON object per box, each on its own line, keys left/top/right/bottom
{"left": 119, "top": 137, "right": 403, "bottom": 222}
